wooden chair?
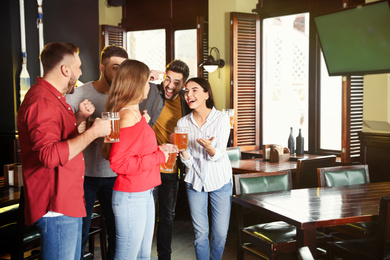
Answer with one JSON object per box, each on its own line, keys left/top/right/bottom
{"left": 0, "top": 188, "right": 41, "bottom": 260}
{"left": 234, "top": 170, "right": 330, "bottom": 260}
{"left": 227, "top": 146, "right": 241, "bottom": 161}
{"left": 317, "top": 164, "right": 376, "bottom": 239}
{"left": 327, "top": 196, "right": 390, "bottom": 259}
{"left": 294, "top": 155, "right": 336, "bottom": 189}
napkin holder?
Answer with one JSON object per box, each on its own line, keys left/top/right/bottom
{"left": 3, "top": 163, "right": 23, "bottom": 187}
{"left": 263, "top": 144, "right": 290, "bottom": 162}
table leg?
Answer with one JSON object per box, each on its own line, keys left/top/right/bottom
{"left": 296, "top": 227, "right": 317, "bottom": 258}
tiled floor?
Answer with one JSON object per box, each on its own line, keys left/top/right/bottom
{"left": 92, "top": 208, "right": 259, "bottom": 260}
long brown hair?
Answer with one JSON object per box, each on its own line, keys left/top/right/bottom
{"left": 102, "top": 59, "right": 150, "bottom": 159}
{"left": 105, "top": 59, "right": 150, "bottom": 112}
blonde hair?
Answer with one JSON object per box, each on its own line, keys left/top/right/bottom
{"left": 102, "top": 59, "right": 150, "bottom": 159}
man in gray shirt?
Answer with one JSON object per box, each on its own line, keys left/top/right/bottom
{"left": 66, "top": 45, "right": 128, "bottom": 260}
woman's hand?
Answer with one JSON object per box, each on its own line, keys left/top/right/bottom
{"left": 142, "top": 110, "right": 151, "bottom": 123}
{"left": 159, "top": 145, "right": 169, "bottom": 162}
{"left": 180, "top": 149, "right": 190, "bottom": 160}
{"left": 196, "top": 137, "right": 214, "bottom": 149}
{"left": 196, "top": 137, "right": 216, "bottom": 157}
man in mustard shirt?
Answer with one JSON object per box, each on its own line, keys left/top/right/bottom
{"left": 139, "top": 60, "right": 190, "bottom": 260}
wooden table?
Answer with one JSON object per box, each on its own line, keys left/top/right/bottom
{"left": 232, "top": 182, "right": 390, "bottom": 257}
{"left": 0, "top": 185, "right": 21, "bottom": 208}
{"left": 230, "top": 154, "right": 318, "bottom": 174}
{"left": 231, "top": 158, "right": 298, "bottom": 173}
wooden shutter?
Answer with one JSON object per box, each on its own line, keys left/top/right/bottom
{"left": 197, "top": 16, "right": 209, "bottom": 79}
{"left": 230, "top": 12, "right": 260, "bottom": 149}
{"left": 341, "top": 75, "right": 363, "bottom": 164}
{"left": 101, "top": 25, "right": 126, "bottom": 48}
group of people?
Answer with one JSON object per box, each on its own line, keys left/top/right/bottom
{"left": 17, "top": 42, "right": 233, "bottom": 260}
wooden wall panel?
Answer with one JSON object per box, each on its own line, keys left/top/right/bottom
{"left": 359, "top": 132, "right": 390, "bottom": 183}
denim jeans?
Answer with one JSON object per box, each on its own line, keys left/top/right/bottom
{"left": 154, "top": 172, "right": 179, "bottom": 260}
{"left": 81, "top": 176, "right": 116, "bottom": 260}
{"left": 186, "top": 181, "right": 232, "bottom": 260}
{"left": 36, "top": 215, "right": 82, "bottom": 260}
{"left": 112, "top": 189, "right": 155, "bottom": 260}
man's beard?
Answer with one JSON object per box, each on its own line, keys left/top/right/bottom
{"left": 104, "top": 73, "right": 112, "bottom": 86}
{"left": 66, "top": 76, "right": 77, "bottom": 94}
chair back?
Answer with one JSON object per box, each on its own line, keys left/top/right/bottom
{"left": 226, "top": 146, "right": 241, "bottom": 161}
{"left": 317, "top": 165, "right": 369, "bottom": 187}
{"left": 233, "top": 170, "right": 292, "bottom": 196}
{"left": 295, "top": 155, "right": 336, "bottom": 189}
{"left": 375, "top": 196, "right": 390, "bottom": 258}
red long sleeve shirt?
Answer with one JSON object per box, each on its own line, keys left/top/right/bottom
{"left": 109, "top": 116, "right": 164, "bottom": 192}
{"left": 17, "top": 77, "right": 86, "bottom": 225}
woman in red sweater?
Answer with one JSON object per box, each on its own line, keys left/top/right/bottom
{"left": 103, "top": 59, "right": 168, "bottom": 260}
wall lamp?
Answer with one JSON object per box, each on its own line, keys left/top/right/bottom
{"left": 199, "top": 47, "right": 225, "bottom": 77}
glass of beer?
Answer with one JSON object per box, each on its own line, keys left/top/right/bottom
{"left": 160, "top": 144, "right": 178, "bottom": 171}
{"left": 174, "top": 127, "right": 188, "bottom": 151}
{"left": 223, "top": 109, "right": 235, "bottom": 129}
{"left": 101, "top": 112, "right": 120, "bottom": 143}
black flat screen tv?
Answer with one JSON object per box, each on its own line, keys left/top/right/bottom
{"left": 314, "top": 0, "right": 390, "bottom": 76}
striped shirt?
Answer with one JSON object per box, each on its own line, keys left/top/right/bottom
{"left": 178, "top": 107, "right": 232, "bottom": 192}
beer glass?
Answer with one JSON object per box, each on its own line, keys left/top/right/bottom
{"left": 101, "top": 112, "right": 120, "bottom": 143}
{"left": 174, "top": 127, "right": 188, "bottom": 151}
{"left": 223, "top": 109, "right": 235, "bottom": 129}
{"left": 159, "top": 144, "right": 178, "bottom": 171}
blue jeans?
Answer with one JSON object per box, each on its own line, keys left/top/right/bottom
{"left": 36, "top": 215, "right": 82, "bottom": 260}
{"left": 81, "top": 176, "right": 116, "bottom": 260}
{"left": 186, "top": 181, "right": 232, "bottom": 260}
{"left": 112, "top": 189, "right": 155, "bottom": 260}
{"left": 154, "top": 172, "right": 179, "bottom": 260}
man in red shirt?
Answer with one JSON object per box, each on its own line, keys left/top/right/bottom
{"left": 17, "top": 42, "right": 111, "bottom": 260}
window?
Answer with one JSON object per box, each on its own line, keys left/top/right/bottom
{"left": 262, "top": 13, "right": 310, "bottom": 150}
{"left": 174, "top": 29, "right": 197, "bottom": 78}
{"left": 255, "top": 0, "right": 365, "bottom": 163}
{"left": 320, "top": 52, "right": 342, "bottom": 150}
{"left": 126, "top": 29, "right": 166, "bottom": 72}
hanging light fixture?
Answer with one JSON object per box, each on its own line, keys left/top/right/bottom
{"left": 199, "top": 47, "right": 225, "bottom": 77}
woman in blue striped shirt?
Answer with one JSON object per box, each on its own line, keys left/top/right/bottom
{"left": 177, "top": 77, "right": 232, "bottom": 260}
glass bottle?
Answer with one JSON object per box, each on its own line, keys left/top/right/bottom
{"left": 288, "top": 127, "right": 295, "bottom": 154}
{"left": 296, "top": 128, "right": 304, "bottom": 155}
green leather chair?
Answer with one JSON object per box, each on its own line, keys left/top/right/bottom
{"left": 234, "top": 171, "right": 329, "bottom": 260}
{"left": 318, "top": 165, "right": 369, "bottom": 187}
{"left": 318, "top": 165, "right": 375, "bottom": 239}
{"left": 227, "top": 147, "right": 241, "bottom": 161}
{"left": 327, "top": 196, "right": 390, "bottom": 260}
